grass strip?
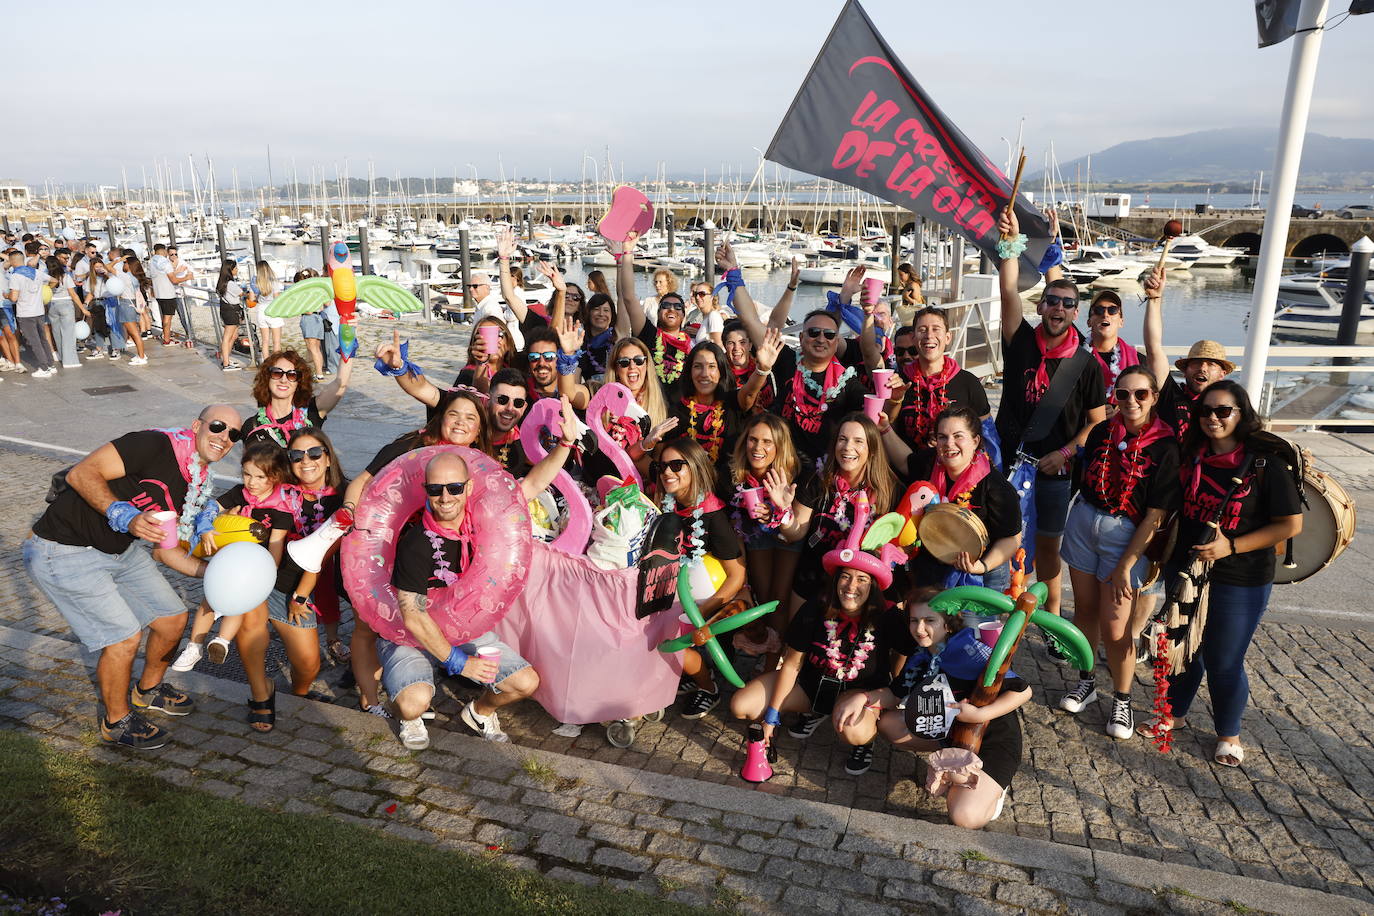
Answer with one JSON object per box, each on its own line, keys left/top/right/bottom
{"left": 0, "top": 729, "right": 706, "bottom": 915}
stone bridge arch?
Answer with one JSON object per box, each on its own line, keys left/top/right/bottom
{"left": 1290, "top": 233, "right": 1349, "bottom": 258}
{"left": 1223, "top": 232, "right": 1263, "bottom": 254}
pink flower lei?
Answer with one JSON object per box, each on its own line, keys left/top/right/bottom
{"left": 823, "top": 618, "right": 876, "bottom": 681}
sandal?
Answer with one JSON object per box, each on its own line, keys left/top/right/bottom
{"left": 1136, "top": 716, "right": 1186, "bottom": 740}
{"left": 247, "top": 686, "right": 276, "bottom": 733}
{"left": 327, "top": 639, "right": 351, "bottom": 665}
{"left": 1214, "top": 740, "right": 1244, "bottom": 767}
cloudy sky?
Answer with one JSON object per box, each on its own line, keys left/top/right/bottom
{"left": 8, "top": 0, "right": 1371, "bottom": 188}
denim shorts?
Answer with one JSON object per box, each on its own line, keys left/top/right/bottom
{"left": 299, "top": 312, "right": 325, "bottom": 340}
{"left": 267, "top": 588, "right": 317, "bottom": 629}
{"left": 23, "top": 536, "right": 186, "bottom": 652}
{"left": 744, "top": 527, "right": 803, "bottom": 553}
{"left": 1, "top": 304, "right": 15, "bottom": 331}
{"left": 1033, "top": 473, "right": 1073, "bottom": 539}
{"left": 1060, "top": 500, "right": 1151, "bottom": 588}
{"left": 379, "top": 631, "right": 529, "bottom": 696}
{"left": 115, "top": 300, "right": 142, "bottom": 325}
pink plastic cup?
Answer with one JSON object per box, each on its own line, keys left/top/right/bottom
{"left": 977, "top": 620, "right": 1004, "bottom": 648}
{"left": 477, "top": 324, "right": 501, "bottom": 356}
{"left": 862, "top": 276, "right": 885, "bottom": 305}
{"left": 870, "top": 368, "right": 894, "bottom": 397}
{"left": 151, "top": 510, "right": 179, "bottom": 549}
{"left": 476, "top": 646, "right": 501, "bottom": 683}
{"left": 741, "top": 487, "right": 766, "bottom": 517}
{"left": 863, "top": 394, "right": 885, "bottom": 423}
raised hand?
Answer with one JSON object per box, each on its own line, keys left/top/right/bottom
{"left": 763, "top": 468, "right": 795, "bottom": 509}
{"left": 998, "top": 209, "right": 1020, "bottom": 239}
{"left": 536, "top": 258, "right": 566, "bottom": 290}
{"left": 497, "top": 227, "right": 517, "bottom": 260}
{"left": 1144, "top": 265, "right": 1166, "bottom": 299}
{"left": 840, "top": 265, "right": 867, "bottom": 303}
{"left": 557, "top": 316, "right": 584, "bottom": 354}
{"left": 789, "top": 257, "right": 801, "bottom": 288}
{"left": 715, "top": 239, "right": 738, "bottom": 273}
{"left": 756, "top": 327, "right": 784, "bottom": 372}
{"left": 374, "top": 328, "right": 403, "bottom": 369}
{"left": 1045, "top": 207, "right": 1060, "bottom": 239}
{"left": 645, "top": 417, "right": 679, "bottom": 448}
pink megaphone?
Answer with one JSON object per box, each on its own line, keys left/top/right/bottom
{"left": 740, "top": 723, "right": 774, "bottom": 783}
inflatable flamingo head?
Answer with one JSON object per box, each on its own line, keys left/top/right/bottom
{"left": 590, "top": 382, "right": 646, "bottom": 423}
{"left": 821, "top": 492, "right": 905, "bottom": 591}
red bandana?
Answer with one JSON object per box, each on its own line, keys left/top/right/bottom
{"left": 1085, "top": 415, "right": 1173, "bottom": 521}
{"left": 933, "top": 450, "right": 991, "bottom": 506}
{"left": 784, "top": 360, "right": 845, "bottom": 435}
{"left": 1092, "top": 339, "right": 1140, "bottom": 399}
{"left": 1027, "top": 325, "right": 1082, "bottom": 404}
{"left": 900, "top": 357, "right": 960, "bottom": 445}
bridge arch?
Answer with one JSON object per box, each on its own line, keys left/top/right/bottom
{"left": 716, "top": 216, "right": 734, "bottom": 230}
{"left": 784, "top": 218, "right": 804, "bottom": 231}
{"left": 819, "top": 219, "right": 840, "bottom": 234}
{"left": 1290, "top": 233, "right": 1349, "bottom": 258}
{"left": 561, "top": 214, "right": 576, "bottom": 225}
{"left": 1223, "top": 232, "right": 1263, "bottom": 255}
{"left": 684, "top": 216, "right": 705, "bottom": 230}
{"left": 899, "top": 221, "right": 916, "bottom": 235}
{"left": 746, "top": 218, "right": 762, "bottom": 229}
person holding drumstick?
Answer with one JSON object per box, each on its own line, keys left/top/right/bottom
{"left": 878, "top": 406, "right": 1021, "bottom": 591}
{"left": 1138, "top": 381, "right": 1301, "bottom": 767}
{"left": 1058, "top": 366, "right": 1181, "bottom": 739}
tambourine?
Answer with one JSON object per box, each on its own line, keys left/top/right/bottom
{"left": 917, "top": 503, "right": 989, "bottom": 565}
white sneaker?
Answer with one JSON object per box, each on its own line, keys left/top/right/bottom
{"left": 1106, "top": 697, "right": 1135, "bottom": 740}
{"left": 170, "top": 641, "right": 204, "bottom": 673}
{"left": 460, "top": 701, "right": 509, "bottom": 742}
{"left": 398, "top": 717, "right": 430, "bottom": 750}
{"left": 10, "top": 363, "right": 26, "bottom": 373}
{"left": 0, "top": 358, "right": 13, "bottom": 370}
{"left": 124, "top": 340, "right": 136, "bottom": 349}
{"left": 128, "top": 356, "right": 148, "bottom": 366}
{"left": 1058, "top": 679, "right": 1098, "bottom": 715}
{"left": 206, "top": 636, "right": 231, "bottom": 664}
{"left": 107, "top": 351, "right": 120, "bottom": 361}
{"left": 62, "top": 362, "right": 82, "bottom": 369}
{"left": 32, "top": 368, "right": 55, "bottom": 379}
{"left": 990, "top": 787, "right": 1008, "bottom": 822}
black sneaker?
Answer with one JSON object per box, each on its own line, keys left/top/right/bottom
{"left": 1058, "top": 678, "right": 1098, "bottom": 715}
{"left": 1106, "top": 697, "right": 1134, "bottom": 741}
{"left": 100, "top": 711, "right": 168, "bottom": 750}
{"left": 845, "top": 741, "right": 875, "bottom": 776}
{"left": 680, "top": 688, "right": 720, "bottom": 720}
{"left": 131, "top": 682, "right": 195, "bottom": 717}
{"left": 788, "top": 711, "right": 825, "bottom": 739}
{"left": 1043, "top": 630, "right": 1071, "bottom": 667}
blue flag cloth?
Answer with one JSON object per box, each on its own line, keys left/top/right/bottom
{"left": 1007, "top": 458, "right": 1038, "bottom": 566}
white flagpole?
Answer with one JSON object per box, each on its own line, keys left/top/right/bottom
{"left": 1241, "top": 0, "right": 1329, "bottom": 399}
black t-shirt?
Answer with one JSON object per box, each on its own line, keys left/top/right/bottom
{"left": 894, "top": 366, "right": 989, "bottom": 453}
{"left": 905, "top": 452, "right": 1022, "bottom": 587}
{"left": 365, "top": 431, "right": 426, "bottom": 478}
{"left": 995, "top": 320, "right": 1104, "bottom": 466}
{"left": 779, "top": 361, "right": 869, "bottom": 468}
{"left": 240, "top": 398, "right": 325, "bottom": 450}
{"left": 785, "top": 600, "right": 914, "bottom": 697}
{"left": 792, "top": 473, "right": 884, "bottom": 593}
{"left": 274, "top": 489, "right": 345, "bottom": 595}
{"left": 217, "top": 484, "right": 295, "bottom": 536}
{"left": 1074, "top": 423, "right": 1181, "bottom": 524}
{"left": 490, "top": 432, "right": 532, "bottom": 477}
{"left": 392, "top": 519, "right": 470, "bottom": 594}
{"left": 1156, "top": 378, "right": 1199, "bottom": 442}
{"left": 635, "top": 502, "right": 742, "bottom": 618}
{"left": 636, "top": 321, "right": 691, "bottom": 387}
{"left": 579, "top": 330, "right": 615, "bottom": 382}
{"left": 34, "top": 430, "right": 194, "bottom": 555}
{"left": 1171, "top": 444, "right": 1303, "bottom": 586}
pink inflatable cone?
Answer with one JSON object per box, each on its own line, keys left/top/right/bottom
{"left": 741, "top": 723, "right": 774, "bottom": 783}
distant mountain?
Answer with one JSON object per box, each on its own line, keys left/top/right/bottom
{"left": 1041, "top": 127, "right": 1374, "bottom": 188}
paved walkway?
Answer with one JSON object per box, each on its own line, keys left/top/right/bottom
{"left": 3, "top": 317, "right": 1374, "bottom": 912}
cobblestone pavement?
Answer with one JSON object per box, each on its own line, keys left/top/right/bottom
{"left": 3, "top": 324, "right": 1374, "bottom": 912}
{"left": 1, "top": 625, "right": 1364, "bottom": 916}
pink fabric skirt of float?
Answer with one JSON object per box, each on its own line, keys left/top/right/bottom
{"left": 494, "top": 542, "right": 683, "bottom": 723}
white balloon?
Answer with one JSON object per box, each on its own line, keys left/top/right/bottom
{"left": 103, "top": 275, "right": 127, "bottom": 297}
{"left": 74, "top": 320, "right": 91, "bottom": 340}
{"left": 203, "top": 542, "right": 277, "bottom": 617}
{"left": 61, "top": 226, "right": 77, "bottom": 240}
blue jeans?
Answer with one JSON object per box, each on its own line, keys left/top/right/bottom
{"left": 100, "top": 297, "right": 125, "bottom": 351}
{"left": 1166, "top": 570, "right": 1272, "bottom": 736}
{"left": 322, "top": 303, "right": 340, "bottom": 373}
{"left": 23, "top": 535, "right": 185, "bottom": 652}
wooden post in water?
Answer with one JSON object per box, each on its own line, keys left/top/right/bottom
{"left": 142, "top": 221, "right": 153, "bottom": 254}
{"left": 357, "top": 222, "right": 370, "bottom": 276}
{"left": 320, "top": 221, "right": 330, "bottom": 272}
{"left": 952, "top": 237, "right": 965, "bottom": 301}
{"left": 47, "top": 217, "right": 55, "bottom": 237}
{"left": 250, "top": 222, "right": 262, "bottom": 267}
{"left": 667, "top": 213, "right": 675, "bottom": 257}
{"left": 166, "top": 220, "right": 177, "bottom": 249}
{"left": 459, "top": 222, "right": 472, "bottom": 321}
{"left": 1332, "top": 235, "right": 1373, "bottom": 386}
{"left": 890, "top": 223, "right": 900, "bottom": 289}
{"left": 704, "top": 220, "right": 716, "bottom": 287}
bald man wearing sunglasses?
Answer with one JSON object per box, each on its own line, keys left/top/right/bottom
{"left": 23, "top": 405, "right": 244, "bottom": 751}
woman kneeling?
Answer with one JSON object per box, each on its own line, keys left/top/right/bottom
{"left": 873, "top": 589, "right": 1031, "bottom": 829}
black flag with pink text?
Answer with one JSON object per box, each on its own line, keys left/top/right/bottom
{"left": 766, "top": 0, "right": 1052, "bottom": 276}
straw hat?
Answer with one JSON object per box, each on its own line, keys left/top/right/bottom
{"left": 1175, "top": 340, "right": 1235, "bottom": 375}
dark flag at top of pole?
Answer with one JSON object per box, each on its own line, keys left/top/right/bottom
{"left": 765, "top": 0, "right": 1052, "bottom": 285}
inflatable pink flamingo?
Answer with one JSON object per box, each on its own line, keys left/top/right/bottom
{"left": 587, "top": 382, "right": 647, "bottom": 488}
{"left": 520, "top": 398, "right": 593, "bottom": 556}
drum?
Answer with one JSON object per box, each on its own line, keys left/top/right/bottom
{"left": 1273, "top": 466, "right": 1356, "bottom": 584}
{"left": 918, "top": 502, "right": 990, "bottom": 565}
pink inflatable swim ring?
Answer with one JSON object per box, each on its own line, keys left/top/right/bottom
{"left": 341, "top": 445, "right": 531, "bottom": 647}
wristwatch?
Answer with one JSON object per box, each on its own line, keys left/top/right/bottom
{"left": 292, "top": 594, "right": 312, "bottom": 606}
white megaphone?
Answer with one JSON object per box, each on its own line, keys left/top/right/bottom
{"left": 286, "top": 508, "right": 354, "bottom": 573}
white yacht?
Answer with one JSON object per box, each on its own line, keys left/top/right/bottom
{"left": 1167, "top": 235, "right": 1246, "bottom": 268}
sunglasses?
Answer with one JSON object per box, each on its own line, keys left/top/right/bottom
{"left": 424, "top": 481, "right": 468, "bottom": 497}
{"left": 206, "top": 419, "right": 242, "bottom": 442}
{"left": 804, "top": 327, "right": 838, "bottom": 340}
{"left": 287, "top": 445, "right": 326, "bottom": 463}
{"left": 690, "top": 291, "right": 711, "bottom": 298}
{"left": 1196, "top": 404, "right": 1237, "bottom": 419}
{"left": 660, "top": 300, "right": 686, "bottom": 311}
{"left": 616, "top": 355, "right": 648, "bottom": 368}
{"left": 467, "top": 282, "right": 486, "bottom": 289}
{"left": 269, "top": 367, "right": 301, "bottom": 381}
{"left": 493, "top": 393, "right": 527, "bottom": 408}
{"left": 895, "top": 346, "right": 919, "bottom": 358}
{"left": 566, "top": 292, "right": 584, "bottom": 301}
{"left": 1113, "top": 387, "right": 1152, "bottom": 402}
{"left": 1090, "top": 305, "right": 1121, "bottom": 317}
{"left": 528, "top": 352, "right": 558, "bottom": 363}
{"left": 653, "top": 458, "right": 690, "bottom": 476}
{"left": 1042, "top": 293, "right": 1079, "bottom": 309}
